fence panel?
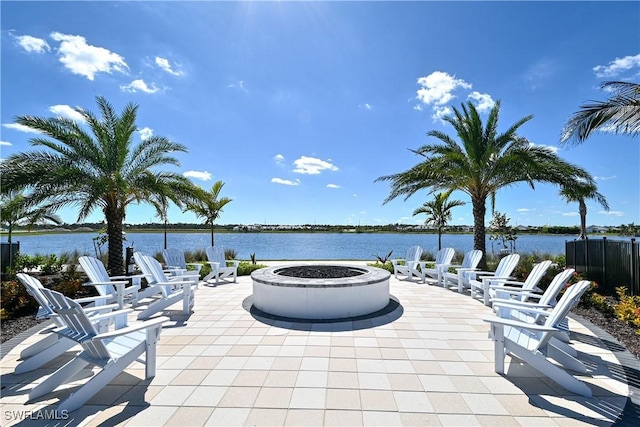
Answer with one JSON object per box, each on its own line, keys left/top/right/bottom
{"left": 565, "top": 237, "right": 639, "bottom": 296}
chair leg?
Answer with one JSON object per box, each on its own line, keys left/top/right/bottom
{"left": 20, "top": 332, "right": 60, "bottom": 359}
{"left": 29, "top": 357, "right": 89, "bottom": 400}
{"left": 58, "top": 342, "right": 146, "bottom": 413}
{"left": 506, "top": 341, "right": 592, "bottom": 397}
{"left": 16, "top": 338, "right": 77, "bottom": 374}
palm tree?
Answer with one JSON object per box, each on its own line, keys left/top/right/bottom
{"left": 561, "top": 81, "right": 640, "bottom": 144}
{"left": 376, "top": 100, "right": 593, "bottom": 268}
{"left": 0, "top": 190, "right": 62, "bottom": 244}
{"left": 148, "top": 178, "right": 198, "bottom": 250}
{"left": 413, "top": 191, "right": 464, "bottom": 250}
{"left": 0, "top": 190, "right": 62, "bottom": 272}
{"left": 0, "top": 96, "right": 193, "bottom": 275}
{"left": 186, "top": 181, "right": 232, "bottom": 246}
{"left": 559, "top": 181, "right": 609, "bottom": 239}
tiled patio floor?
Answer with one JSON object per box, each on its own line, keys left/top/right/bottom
{"left": 1, "top": 261, "right": 637, "bottom": 426}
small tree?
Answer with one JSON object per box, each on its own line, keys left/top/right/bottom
{"left": 412, "top": 191, "right": 464, "bottom": 250}
{"left": 488, "top": 211, "right": 517, "bottom": 255}
{"left": 186, "top": 181, "right": 232, "bottom": 246}
{"left": 559, "top": 181, "right": 609, "bottom": 239}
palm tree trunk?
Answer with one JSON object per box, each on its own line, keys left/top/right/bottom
{"left": 106, "top": 210, "right": 125, "bottom": 275}
{"left": 472, "top": 197, "right": 488, "bottom": 270}
{"left": 437, "top": 228, "right": 442, "bottom": 250}
{"left": 210, "top": 224, "right": 215, "bottom": 246}
{"left": 579, "top": 201, "right": 587, "bottom": 239}
{"left": 164, "top": 220, "right": 168, "bottom": 249}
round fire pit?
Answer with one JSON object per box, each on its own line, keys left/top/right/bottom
{"left": 251, "top": 264, "right": 390, "bottom": 320}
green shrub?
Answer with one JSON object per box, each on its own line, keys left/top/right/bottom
{"left": 0, "top": 279, "right": 38, "bottom": 320}
{"left": 237, "top": 261, "right": 267, "bottom": 276}
{"left": 367, "top": 262, "right": 395, "bottom": 274}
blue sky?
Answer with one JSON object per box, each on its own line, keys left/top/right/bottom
{"left": 1, "top": 1, "right": 639, "bottom": 227}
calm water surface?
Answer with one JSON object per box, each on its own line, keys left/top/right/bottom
{"left": 7, "top": 231, "right": 586, "bottom": 260}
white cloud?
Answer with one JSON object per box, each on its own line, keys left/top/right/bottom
{"left": 529, "top": 142, "right": 559, "bottom": 154}
{"left": 50, "top": 32, "right": 128, "bottom": 81}
{"left": 14, "top": 35, "right": 50, "bottom": 53}
{"left": 0, "top": 140, "right": 12, "bottom": 146}
{"left": 432, "top": 106, "right": 452, "bottom": 123}
{"left": 593, "top": 54, "right": 640, "bottom": 78}
{"left": 138, "top": 127, "right": 153, "bottom": 140}
{"left": 271, "top": 177, "right": 300, "bottom": 186}
{"left": 594, "top": 175, "right": 616, "bottom": 181}
{"left": 228, "top": 80, "right": 248, "bottom": 93}
{"left": 155, "top": 56, "right": 183, "bottom": 76}
{"left": 274, "top": 154, "right": 285, "bottom": 166}
{"left": 292, "top": 156, "right": 338, "bottom": 175}
{"left": 183, "top": 170, "right": 212, "bottom": 181}
{"left": 359, "top": 103, "right": 372, "bottom": 110}
{"left": 600, "top": 210, "right": 624, "bottom": 217}
{"left": 120, "top": 79, "right": 159, "bottom": 94}
{"left": 416, "top": 71, "right": 471, "bottom": 107}
{"left": 562, "top": 212, "right": 579, "bottom": 217}
{"left": 467, "top": 91, "right": 495, "bottom": 113}
{"left": 2, "top": 123, "right": 42, "bottom": 134}
{"left": 49, "top": 104, "right": 85, "bottom": 122}
{"left": 326, "top": 184, "right": 340, "bottom": 189}
{"left": 517, "top": 208, "right": 531, "bottom": 212}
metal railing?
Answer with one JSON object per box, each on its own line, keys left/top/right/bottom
{"left": 566, "top": 237, "right": 639, "bottom": 296}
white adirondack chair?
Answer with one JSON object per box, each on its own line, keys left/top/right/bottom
{"left": 391, "top": 246, "right": 423, "bottom": 282}
{"left": 29, "top": 288, "right": 168, "bottom": 413}
{"left": 468, "top": 253, "right": 520, "bottom": 306}
{"left": 14, "top": 274, "right": 115, "bottom": 374}
{"left": 484, "top": 280, "right": 592, "bottom": 397}
{"left": 162, "top": 248, "right": 203, "bottom": 279}
{"left": 133, "top": 252, "right": 197, "bottom": 320}
{"left": 419, "top": 247, "right": 455, "bottom": 286}
{"left": 203, "top": 246, "right": 240, "bottom": 285}
{"left": 440, "top": 250, "right": 483, "bottom": 293}
{"left": 79, "top": 256, "right": 141, "bottom": 309}
{"left": 488, "top": 259, "right": 552, "bottom": 304}
{"left": 492, "top": 268, "right": 578, "bottom": 345}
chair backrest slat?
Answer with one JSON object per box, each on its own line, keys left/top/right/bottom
{"left": 495, "top": 254, "right": 520, "bottom": 277}
{"left": 163, "top": 248, "right": 186, "bottom": 270}
{"left": 538, "top": 268, "right": 575, "bottom": 306}
{"left": 40, "top": 288, "right": 111, "bottom": 360}
{"left": 134, "top": 252, "right": 173, "bottom": 297}
{"left": 206, "top": 246, "right": 226, "bottom": 265}
{"left": 462, "top": 250, "right": 483, "bottom": 269}
{"left": 79, "top": 256, "right": 117, "bottom": 296}
{"left": 435, "top": 248, "right": 455, "bottom": 265}
{"left": 405, "top": 246, "right": 423, "bottom": 263}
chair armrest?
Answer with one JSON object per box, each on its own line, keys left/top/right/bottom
{"left": 84, "top": 280, "right": 129, "bottom": 286}
{"left": 207, "top": 261, "right": 221, "bottom": 269}
{"left": 228, "top": 260, "right": 241, "bottom": 267}
{"left": 94, "top": 316, "right": 170, "bottom": 340}
{"left": 491, "top": 300, "right": 553, "bottom": 313}
{"left": 390, "top": 259, "right": 405, "bottom": 266}
{"left": 483, "top": 316, "right": 558, "bottom": 332}
{"left": 74, "top": 295, "right": 113, "bottom": 304}
{"left": 83, "top": 308, "right": 134, "bottom": 324}
{"left": 489, "top": 284, "right": 535, "bottom": 292}
{"left": 83, "top": 303, "right": 120, "bottom": 314}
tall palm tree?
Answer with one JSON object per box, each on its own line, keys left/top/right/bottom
{"left": 376, "top": 100, "right": 593, "bottom": 268}
{"left": 186, "top": 181, "right": 232, "bottom": 246}
{"left": 559, "top": 181, "right": 609, "bottom": 239}
{"left": 0, "top": 96, "right": 193, "bottom": 275}
{"left": 561, "top": 81, "right": 640, "bottom": 144}
{"left": 413, "top": 191, "right": 464, "bottom": 250}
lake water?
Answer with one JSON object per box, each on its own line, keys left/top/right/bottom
{"left": 5, "top": 231, "right": 587, "bottom": 260}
